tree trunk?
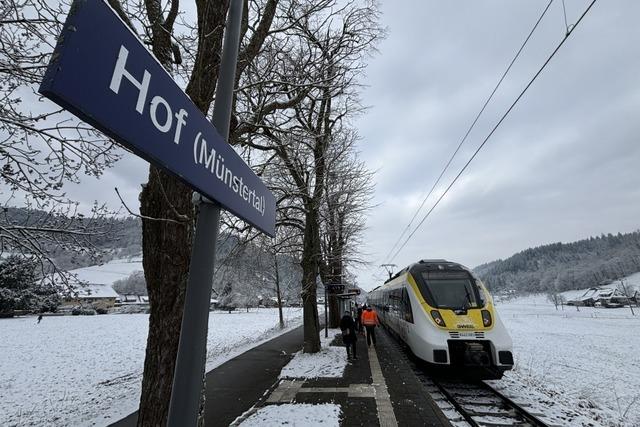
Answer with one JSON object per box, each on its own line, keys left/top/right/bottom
{"left": 301, "top": 206, "right": 321, "bottom": 353}
{"left": 137, "top": 0, "right": 229, "bottom": 424}
{"left": 274, "top": 254, "right": 284, "bottom": 329}
{"left": 138, "top": 168, "right": 194, "bottom": 426}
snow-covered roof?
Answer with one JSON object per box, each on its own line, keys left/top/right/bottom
{"left": 566, "top": 284, "right": 628, "bottom": 302}
{"left": 75, "top": 284, "right": 119, "bottom": 299}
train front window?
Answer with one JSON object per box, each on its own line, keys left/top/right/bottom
{"left": 417, "top": 272, "right": 482, "bottom": 310}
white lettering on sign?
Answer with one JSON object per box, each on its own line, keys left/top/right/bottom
{"left": 150, "top": 95, "right": 172, "bottom": 133}
{"left": 108, "top": 44, "right": 267, "bottom": 219}
{"left": 193, "top": 132, "right": 265, "bottom": 217}
{"left": 173, "top": 109, "right": 188, "bottom": 145}
{"left": 109, "top": 45, "right": 188, "bottom": 145}
{"left": 109, "top": 46, "right": 150, "bottom": 114}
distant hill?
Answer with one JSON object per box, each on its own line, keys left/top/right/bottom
{"left": 2, "top": 206, "right": 303, "bottom": 301}
{"left": 2, "top": 207, "right": 142, "bottom": 270}
{"left": 474, "top": 230, "right": 640, "bottom": 294}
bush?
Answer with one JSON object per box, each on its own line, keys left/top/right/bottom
{"left": 71, "top": 307, "right": 96, "bottom": 316}
{"left": 113, "top": 271, "right": 147, "bottom": 296}
{"left": 0, "top": 255, "right": 61, "bottom": 313}
{"left": 0, "top": 255, "right": 37, "bottom": 290}
{"left": 113, "top": 304, "right": 147, "bottom": 314}
{"left": 0, "top": 288, "right": 18, "bottom": 314}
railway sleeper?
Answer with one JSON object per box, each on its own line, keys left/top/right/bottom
{"left": 460, "top": 404, "right": 514, "bottom": 416}
{"left": 471, "top": 415, "right": 534, "bottom": 427}
{"left": 476, "top": 422, "right": 533, "bottom": 427}
{"left": 453, "top": 396, "right": 503, "bottom": 405}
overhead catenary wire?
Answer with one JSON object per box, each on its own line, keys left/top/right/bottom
{"left": 561, "top": 0, "right": 571, "bottom": 35}
{"left": 388, "top": 0, "right": 598, "bottom": 264}
{"left": 383, "top": 0, "right": 555, "bottom": 263}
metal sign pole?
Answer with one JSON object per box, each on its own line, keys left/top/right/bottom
{"left": 167, "top": 0, "right": 244, "bottom": 425}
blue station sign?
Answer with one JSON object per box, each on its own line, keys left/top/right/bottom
{"left": 39, "top": 0, "right": 275, "bottom": 236}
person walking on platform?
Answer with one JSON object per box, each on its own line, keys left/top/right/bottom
{"left": 340, "top": 312, "right": 358, "bottom": 360}
{"left": 361, "top": 305, "right": 379, "bottom": 347}
{"left": 355, "top": 304, "right": 364, "bottom": 334}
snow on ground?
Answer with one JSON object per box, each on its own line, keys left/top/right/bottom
{"left": 279, "top": 329, "right": 348, "bottom": 379}
{"left": 61, "top": 258, "right": 143, "bottom": 297}
{"left": 238, "top": 403, "right": 341, "bottom": 427}
{"left": 67, "top": 258, "right": 143, "bottom": 286}
{"left": 0, "top": 308, "right": 303, "bottom": 427}
{"left": 619, "top": 271, "right": 640, "bottom": 288}
{"left": 492, "top": 294, "right": 640, "bottom": 426}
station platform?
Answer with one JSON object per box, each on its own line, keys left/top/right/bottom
{"left": 112, "top": 325, "right": 451, "bottom": 426}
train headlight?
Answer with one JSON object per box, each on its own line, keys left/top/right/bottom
{"left": 481, "top": 310, "right": 492, "bottom": 327}
{"left": 430, "top": 310, "right": 446, "bottom": 327}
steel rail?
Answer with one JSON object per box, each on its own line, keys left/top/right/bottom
{"left": 432, "top": 379, "right": 551, "bottom": 427}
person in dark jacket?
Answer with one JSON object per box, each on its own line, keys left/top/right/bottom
{"left": 340, "top": 312, "right": 358, "bottom": 360}
{"left": 355, "top": 304, "right": 364, "bottom": 334}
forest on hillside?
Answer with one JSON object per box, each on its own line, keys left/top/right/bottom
{"left": 2, "top": 207, "right": 142, "bottom": 270}
{"left": 474, "top": 231, "right": 640, "bottom": 294}
{"left": 1, "top": 207, "right": 304, "bottom": 303}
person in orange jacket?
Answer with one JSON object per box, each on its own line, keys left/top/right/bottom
{"left": 360, "top": 305, "right": 379, "bottom": 347}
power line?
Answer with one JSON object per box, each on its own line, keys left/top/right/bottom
{"left": 383, "top": 0, "right": 554, "bottom": 263}
{"left": 388, "top": 0, "right": 598, "bottom": 263}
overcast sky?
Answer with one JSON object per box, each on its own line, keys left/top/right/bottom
{"left": 57, "top": 0, "right": 640, "bottom": 290}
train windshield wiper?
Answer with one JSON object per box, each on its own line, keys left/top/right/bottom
{"left": 455, "top": 288, "right": 473, "bottom": 312}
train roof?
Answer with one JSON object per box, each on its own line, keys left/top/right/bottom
{"left": 383, "top": 259, "right": 472, "bottom": 284}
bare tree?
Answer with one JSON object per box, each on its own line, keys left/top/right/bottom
{"left": 0, "top": 0, "right": 122, "bottom": 282}
{"left": 617, "top": 280, "right": 635, "bottom": 316}
{"left": 0, "top": 203, "right": 118, "bottom": 289}
{"left": 547, "top": 291, "right": 560, "bottom": 310}
{"left": 236, "top": 0, "right": 382, "bottom": 353}
{"left": 113, "top": 270, "right": 147, "bottom": 296}
{"left": 256, "top": 229, "right": 302, "bottom": 328}
{"left": 320, "top": 135, "right": 375, "bottom": 327}
{"left": 129, "top": 0, "right": 299, "bottom": 421}
{"left": 4, "top": 0, "right": 381, "bottom": 422}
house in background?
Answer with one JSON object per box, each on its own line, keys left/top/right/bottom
{"left": 567, "top": 286, "right": 630, "bottom": 307}
{"left": 115, "top": 294, "right": 149, "bottom": 305}
{"left": 62, "top": 283, "right": 119, "bottom": 309}
{"left": 59, "top": 258, "right": 143, "bottom": 310}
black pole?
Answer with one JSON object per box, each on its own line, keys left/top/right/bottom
{"left": 167, "top": 0, "right": 244, "bottom": 425}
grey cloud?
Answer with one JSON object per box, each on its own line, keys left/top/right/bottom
{"left": 355, "top": 0, "right": 640, "bottom": 289}
{"left": 16, "top": 1, "right": 637, "bottom": 292}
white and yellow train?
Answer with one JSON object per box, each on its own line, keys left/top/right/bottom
{"left": 368, "top": 259, "right": 513, "bottom": 379}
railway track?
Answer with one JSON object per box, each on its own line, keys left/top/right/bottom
{"left": 424, "top": 377, "right": 552, "bottom": 427}
{"left": 381, "top": 327, "right": 553, "bottom": 427}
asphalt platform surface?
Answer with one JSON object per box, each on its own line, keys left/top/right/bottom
{"left": 111, "top": 326, "right": 303, "bottom": 427}
{"left": 111, "top": 324, "right": 451, "bottom": 426}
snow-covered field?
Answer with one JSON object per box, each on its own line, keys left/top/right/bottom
{"left": 0, "top": 308, "right": 303, "bottom": 427}
{"left": 61, "top": 258, "right": 143, "bottom": 298}
{"left": 493, "top": 294, "right": 640, "bottom": 426}
{"left": 67, "top": 258, "right": 143, "bottom": 285}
